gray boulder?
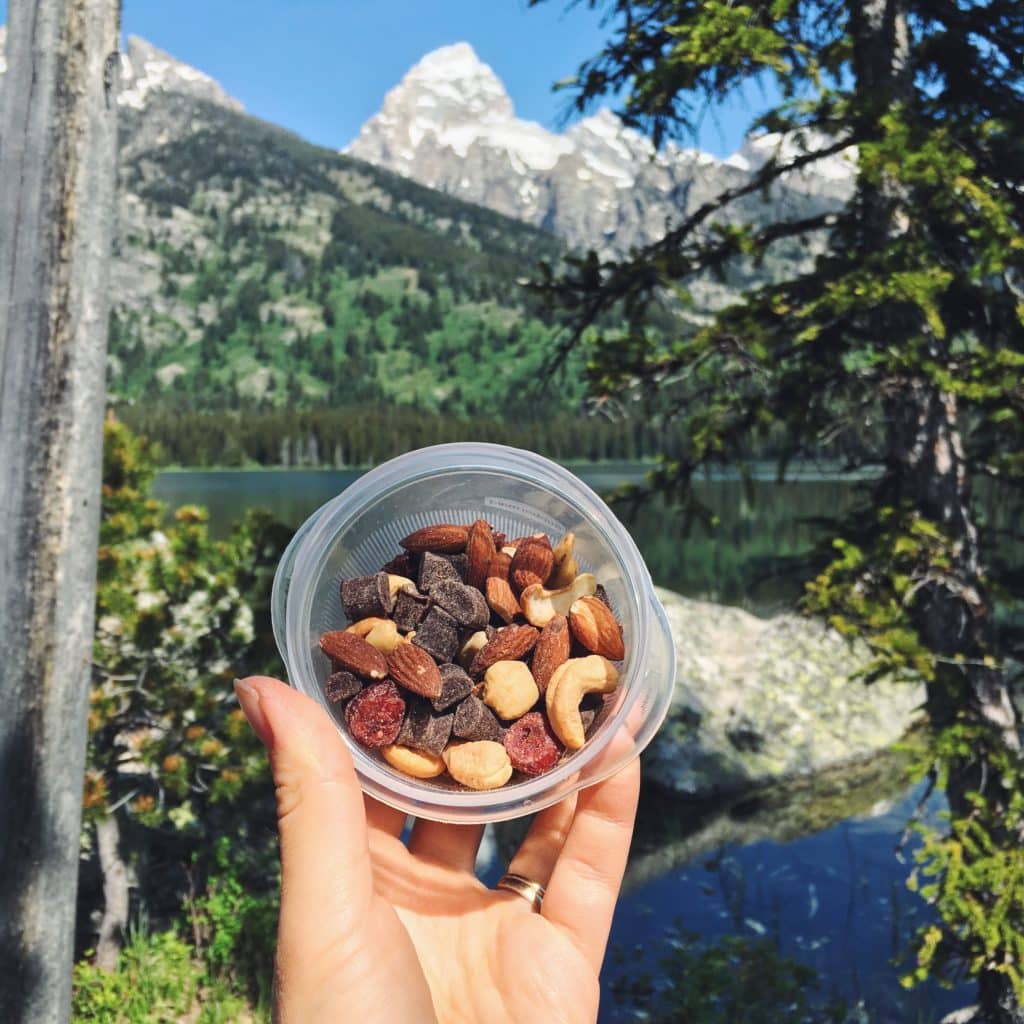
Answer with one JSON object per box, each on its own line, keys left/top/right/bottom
{"left": 646, "top": 588, "right": 927, "bottom": 798}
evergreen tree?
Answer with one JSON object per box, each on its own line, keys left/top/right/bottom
{"left": 531, "top": 1, "right": 1024, "bottom": 1020}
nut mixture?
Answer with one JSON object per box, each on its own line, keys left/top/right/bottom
{"left": 318, "top": 521, "right": 625, "bottom": 791}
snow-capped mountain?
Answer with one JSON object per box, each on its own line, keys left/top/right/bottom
{"left": 348, "top": 42, "right": 854, "bottom": 254}
{"left": 0, "top": 30, "right": 240, "bottom": 115}
{"left": 118, "top": 36, "right": 243, "bottom": 113}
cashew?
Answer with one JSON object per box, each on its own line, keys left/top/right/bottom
{"left": 482, "top": 660, "right": 539, "bottom": 720}
{"left": 458, "top": 630, "right": 490, "bottom": 669}
{"left": 545, "top": 655, "right": 620, "bottom": 750}
{"left": 443, "top": 740, "right": 513, "bottom": 790}
{"left": 382, "top": 744, "right": 446, "bottom": 779}
{"left": 387, "top": 574, "right": 416, "bottom": 607}
{"left": 520, "top": 573, "right": 597, "bottom": 628}
{"left": 346, "top": 617, "right": 402, "bottom": 654}
{"left": 549, "top": 532, "right": 579, "bottom": 589}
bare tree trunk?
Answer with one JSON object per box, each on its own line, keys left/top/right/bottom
{"left": 0, "top": 2, "right": 121, "bottom": 1022}
{"left": 94, "top": 816, "right": 129, "bottom": 972}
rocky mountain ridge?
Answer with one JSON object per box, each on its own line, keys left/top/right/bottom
{"left": 347, "top": 42, "right": 855, "bottom": 254}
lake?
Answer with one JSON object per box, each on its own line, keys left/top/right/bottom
{"left": 154, "top": 465, "right": 992, "bottom": 1021}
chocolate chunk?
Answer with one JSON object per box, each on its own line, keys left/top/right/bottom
{"left": 429, "top": 580, "right": 489, "bottom": 630}
{"left": 396, "top": 696, "right": 453, "bottom": 756}
{"left": 418, "top": 551, "right": 462, "bottom": 593}
{"left": 393, "top": 587, "right": 430, "bottom": 633}
{"left": 325, "top": 670, "right": 363, "bottom": 703}
{"left": 383, "top": 552, "right": 416, "bottom": 577}
{"left": 452, "top": 695, "right": 504, "bottom": 742}
{"left": 341, "top": 572, "right": 390, "bottom": 622}
{"left": 432, "top": 663, "right": 473, "bottom": 712}
{"left": 412, "top": 605, "right": 459, "bottom": 663}
{"left": 448, "top": 553, "right": 470, "bottom": 583}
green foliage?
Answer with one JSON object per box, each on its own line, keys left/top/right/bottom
{"left": 609, "top": 930, "right": 851, "bottom": 1023}
{"left": 87, "top": 418, "right": 273, "bottom": 835}
{"left": 72, "top": 924, "right": 259, "bottom": 1024}
{"left": 902, "top": 722, "right": 1024, "bottom": 1002}
{"left": 189, "top": 836, "right": 279, "bottom": 1003}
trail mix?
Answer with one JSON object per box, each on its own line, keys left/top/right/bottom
{"left": 318, "top": 520, "right": 625, "bottom": 790}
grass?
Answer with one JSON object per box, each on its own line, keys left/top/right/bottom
{"left": 72, "top": 923, "right": 266, "bottom": 1024}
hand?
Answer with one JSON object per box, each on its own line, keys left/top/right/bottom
{"left": 234, "top": 675, "right": 640, "bottom": 1024}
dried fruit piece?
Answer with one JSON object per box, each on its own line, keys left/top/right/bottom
{"left": 345, "top": 680, "right": 405, "bottom": 748}
{"left": 346, "top": 616, "right": 402, "bottom": 654}
{"left": 549, "top": 532, "right": 579, "bottom": 589}
{"left": 452, "top": 695, "right": 504, "bottom": 742}
{"left": 400, "top": 524, "right": 469, "bottom": 554}
{"left": 325, "top": 670, "right": 363, "bottom": 703}
{"left": 418, "top": 551, "right": 462, "bottom": 593}
{"left": 387, "top": 643, "right": 443, "bottom": 699}
{"left": 382, "top": 744, "right": 445, "bottom": 779}
{"left": 510, "top": 538, "right": 555, "bottom": 595}
{"left": 504, "top": 712, "right": 563, "bottom": 775}
{"left": 545, "top": 656, "right": 620, "bottom": 750}
{"left": 569, "top": 596, "right": 625, "bottom": 660}
{"left": 433, "top": 663, "right": 473, "bottom": 712}
{"left": 531, "top": 614, "right": 571, "bottom": 693}
{"left": 520, "top": 573, "right": 598, "bottom": 628}
{"left": 482, "top": 661, "right": 540, "bottom": 720}
{"left": 486, "top": 576, "right": 520, "bottom": 624}
{"left": 443, "top": 740, "right": 513, "bottom": 790}
{"left": 320, "top": 631, "right": 388, "bottom": 680}
{"left": 412, "top": 606, "right": 459, "bottom": 663}
{"left": 393, "top": 587, "right": 430, "bottom": 633}
{"left": 340, "top": 573, "right": 390, "bottom": 623}
{"left": 430, "top": 580, "right": 489, "bottom": 630}
{"left": 466, "top": 519, "right": 496, "bottom": 590}
{"left": 487, "top": 551, "right": 511, "bottom": 582}
{"left": 396, "top": 696, "right": 454, "bottom": 755}
{"left": 468, "top": 624, "right": 540, "bottom": 679}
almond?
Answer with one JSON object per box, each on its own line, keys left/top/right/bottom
{"left": 487, "top": 551, "right": 512, "bottom": 582}
{"left": 568, "top": 596, "right": 625, "bottom": 661}
{"left": 468, "top": 624, "right": 540, "bottom": 679}
{"left": 531, "top": 613, "right": 571, "bottom": 693}
{"left": 486, "top": 576, "right": 521, "bottom": 624}
{"left": 387, "top": 643, "right": 443, "bottom": 699}
{"left": 509, "top": 538, "right": 555, "bottom": 596}
{"left": 320, "top": 630, "right": 387, "bottom": 680}
{"left": 466, "top": 518, "right": 496, "bottom": 590}
{"left": 399, "top": 524, "right": 469, "bottom": 554}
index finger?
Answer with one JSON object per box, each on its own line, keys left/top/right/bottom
{"left": 541, "top": 757, "right": 640, "bottom": 972}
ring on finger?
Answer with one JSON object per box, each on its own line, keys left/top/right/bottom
{"left": 494, "top": 872, "right": 546, "bottom": 912}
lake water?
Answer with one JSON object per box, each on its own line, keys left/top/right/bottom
{"left": 154, "top": 465, "right": 992, "bottom": 1022}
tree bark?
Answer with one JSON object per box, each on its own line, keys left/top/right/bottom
{"left": 0, "top": 2, "right": 121, "bottom": 1022}
{"left": 94, "top": 816, "right": 130, "bottom": 972}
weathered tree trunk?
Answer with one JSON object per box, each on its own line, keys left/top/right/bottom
{"left": 0, "top": 2, "right": 121, "bottom": 1022}
{"left": 94, "top": 815, "right": 130, "bottom": 972}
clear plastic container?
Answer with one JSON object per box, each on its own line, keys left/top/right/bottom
{"left": 271, "top": 443, "right": 676, "bottom": 824}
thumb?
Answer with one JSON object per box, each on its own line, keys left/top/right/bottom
{"left": 234, "top": 676, "right": 375, "bottom": 936}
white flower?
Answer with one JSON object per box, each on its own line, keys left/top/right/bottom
{"left": 98, "top": 614, "right": 124, "bottom": 636}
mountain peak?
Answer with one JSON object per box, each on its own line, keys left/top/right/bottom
{"left": 119, "top": 35, "right": 243, "bottom": 113}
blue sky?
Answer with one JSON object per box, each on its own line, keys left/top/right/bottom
{"left": 119, "top": 0, "right": 772, "bottom": 156}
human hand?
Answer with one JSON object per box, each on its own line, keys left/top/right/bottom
{"left": 234, "top": 675, "right": 640, "bottom": 1024}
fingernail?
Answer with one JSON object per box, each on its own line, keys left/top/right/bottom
{"left": 234, "top": 677, "right": 272, "bottom": 747}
